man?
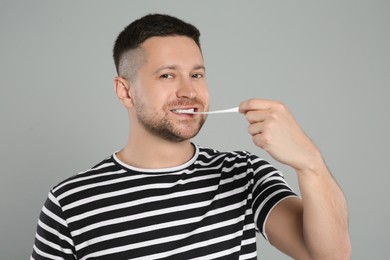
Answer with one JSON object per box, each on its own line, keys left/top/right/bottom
{"left": 32, "top": 14, "right": 351, "bottom": 259}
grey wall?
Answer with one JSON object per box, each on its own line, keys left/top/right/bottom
{"left": 1, "top": 0, "right": 389, "bottom": 259}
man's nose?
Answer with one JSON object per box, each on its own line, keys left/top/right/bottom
{"left": 176, "top": 78, "right": 197, "bottom": 99}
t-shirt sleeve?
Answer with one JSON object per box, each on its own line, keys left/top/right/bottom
{"left": 31, "top": 191, "right": 76, "bottom": 260}
{"left": 248, "top": 154, "right": 298, "bottom": 240}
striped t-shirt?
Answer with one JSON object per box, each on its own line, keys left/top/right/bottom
{"left": 31, "top": 144, "right": 297, "bottom": 259}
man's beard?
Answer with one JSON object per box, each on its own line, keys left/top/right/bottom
{"left": 133, "top": 98, "right": 207, "bottom": 142}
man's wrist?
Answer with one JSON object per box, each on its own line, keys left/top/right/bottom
{"left": 295, "top": 150, "right": 327, "bottom": 177}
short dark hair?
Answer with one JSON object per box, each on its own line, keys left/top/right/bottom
{"left": 113, "top": 14, "right": 201, "bottom": 78}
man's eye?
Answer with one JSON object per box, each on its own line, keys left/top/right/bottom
{"left": 192, "top": 73, "right": 203, "bottom": 79}
{"left": 160, "top": 74, "right": 173, "bottom": 79}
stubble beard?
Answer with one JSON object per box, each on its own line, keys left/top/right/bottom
{"left": 134, "top": 100, "right": 207, "bottom": 143}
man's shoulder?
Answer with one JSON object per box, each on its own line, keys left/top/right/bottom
{"left": 50, "top": 154, "right": 122, "bottom": 197}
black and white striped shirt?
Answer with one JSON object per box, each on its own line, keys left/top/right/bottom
{"left": 32, "top": 144, "right": 297, "bottom": 259}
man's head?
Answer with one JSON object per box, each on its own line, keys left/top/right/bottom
{"left": 113, "top": 14, "right": 209, "bottom": 143}
{"left": 113, "top": 13, "right": 201, "bottom": 82}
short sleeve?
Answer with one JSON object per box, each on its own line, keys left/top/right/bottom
{"left": 248, "top": 154, "right": 298, "bottom": 240}
{"left": 31, "top": 191, "right": 76, "bottom": 260}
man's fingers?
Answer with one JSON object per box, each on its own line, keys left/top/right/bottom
{"left": 239, "top": 98, "right": 277, "bottom": 114}
{"left": 244, "top": 110, "right": 268, "bottom": 123}
{"left": 248, "top": 122, "right": 264, "bottom": 136}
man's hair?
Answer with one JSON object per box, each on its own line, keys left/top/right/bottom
{"left": 113, "top": 14, "right": 201, "bottom": 81}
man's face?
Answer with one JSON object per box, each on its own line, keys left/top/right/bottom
{"left": 129, "top": 36, "right": 209, "bottom": 142}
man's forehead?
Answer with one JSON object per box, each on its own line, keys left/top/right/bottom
{"left": 141, "top": 35, "right": 201, "bottom": 54}
{"left": 139, "top": 37, "right": 204, "bottom": 70}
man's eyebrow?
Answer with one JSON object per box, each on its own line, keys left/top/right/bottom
{"left": 193, "top": 65, "right": 206, "bottom": 71}
{"left": 153, "top": 64, "right": 205, "bottom": 75}
{"left": 152, "top": 65, "right": 177, "bottom": 75}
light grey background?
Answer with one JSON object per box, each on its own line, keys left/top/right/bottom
{"left": 1, "top": 0, "right": 389, "bottom": 259}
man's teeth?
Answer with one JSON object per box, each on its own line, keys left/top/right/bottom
{"left": 174, "top": 108, "right": 195, "bottom": 114}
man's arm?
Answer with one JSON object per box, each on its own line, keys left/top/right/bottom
{"left": 31, "top": 191, "right": 76, "bottom": 260}
{"left": 240, "top": 99, "right": 351, "bottom": 259}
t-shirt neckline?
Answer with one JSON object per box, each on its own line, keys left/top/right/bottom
{"left": 112, "top": 143, "right": 199, "bottom": 173}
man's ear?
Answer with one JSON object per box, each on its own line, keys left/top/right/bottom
{"left": 114, "top": 76, "right": 134, "bottom": 108}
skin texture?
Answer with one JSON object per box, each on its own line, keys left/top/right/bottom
{"left": 114, "top": 35, "right": 351, "bottom": 259}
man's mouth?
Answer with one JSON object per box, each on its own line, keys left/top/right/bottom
{"left": 171, "top": 108, "right": 198, "bottom": 114}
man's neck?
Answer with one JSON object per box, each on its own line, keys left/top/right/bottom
{"left": 116, "top": 132, "right": 195, "bottom": 170}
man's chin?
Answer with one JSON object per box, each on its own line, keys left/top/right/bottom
{"left": 166, "top": 124, "right": 205, "bottom": 142}
{"left": 140, "top": 118, "right": 205, "bottom": 143}
{"left": 166, "top": 130, "right": 201, "bottom": 143}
